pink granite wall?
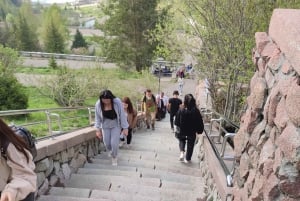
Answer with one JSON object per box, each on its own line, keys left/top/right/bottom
{"left": 233, "top": 9, "right": 300, "bottom": 201}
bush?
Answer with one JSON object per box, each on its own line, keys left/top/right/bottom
{"left": 0, "top": 76, "right": 28, "bottom": 110}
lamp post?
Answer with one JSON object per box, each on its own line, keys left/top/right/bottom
{"left": 157, "top": 57, "right": 164, "bottom": 94}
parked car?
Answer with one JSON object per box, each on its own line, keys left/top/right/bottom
{"left": 151, "top": 65, "right": 172, "bottom": 77}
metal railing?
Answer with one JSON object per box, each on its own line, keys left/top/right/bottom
{"left": 200, "top": 108, "right": 239, "bottom": 187}
{"left": 19, "top": 51, "right": 107, "bottom": 62}
{"left": 0, "top": 107, "right": 94, "bottom": 141}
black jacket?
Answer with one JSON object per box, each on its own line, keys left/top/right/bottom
{"left": 175, "top": 107, "right": 204, "bottom": 136}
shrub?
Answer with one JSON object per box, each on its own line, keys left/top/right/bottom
{"left": 0, "top": 76, "right": 28, "bottom": 110}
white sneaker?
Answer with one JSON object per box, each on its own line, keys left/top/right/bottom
{"left": 112, "top": 157, "right": 118, "bottom": 166}
{"left": 119, "top": 140, "right": 125, "bottom": 148}
{"left": 184, "top": 159, "right": 191, "bottom": 164}
{"left": 179, "top": 151, "right": 184, "bottom": 161}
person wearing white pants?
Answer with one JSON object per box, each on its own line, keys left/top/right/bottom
{"left": 94, "top": 90, "right": 129, "bottom": 166}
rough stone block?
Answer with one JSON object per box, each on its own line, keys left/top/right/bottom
{"left": 255, "top": 32, "right": 270, "bottom": 54}
{"left": 274, "top": 98, "right": 289, "bottom": 130}
{"left": 269, "top": 9, "right": 300, "bottom": 75}
{"left": 285, "top": 79, "right": 300, "bottom": 127}
{"left": 276, "top": 123, "right": 300, "bottom": 161}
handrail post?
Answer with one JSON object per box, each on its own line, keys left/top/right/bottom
{"left": 88, "top": 107, "right": 95, "bottom": 126}
{"left": 45, "top": 111, "right": 53, "bottom": 139}
{"left": 209, "top": 117, "right": 222, "bottom": 136}
{"left": 45, "top": 111, "right": 63, "bottom": 138}
{"left": 220, "top": 133, "right": 236, "bottom": 157}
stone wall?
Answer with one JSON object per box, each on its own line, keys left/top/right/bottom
{"left": 34, "top": 114, "right": 145, "bottom": 197}
{"left": 34, "top": 127, "right": 103, "bottom": 196}
{"left": 233, "top": 9, "right": 300, "bottom": 201}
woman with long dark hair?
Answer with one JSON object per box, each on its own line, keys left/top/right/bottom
{"left": 0, "top": 118, "right": 36, "bottom": 201}
{"left": 120, "top": 97, "right": 137, "bottom": 148}
{"left": 94, "top": 90, "right": 129, "bottom": 166}
{"left": 175, "top": 94, "right": 204, "bottom": 163}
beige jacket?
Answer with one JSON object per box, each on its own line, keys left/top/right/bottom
{"left": 0, "top": 143, "right": 37, "bottom": 201}
{"left": 127, "top": 109, "right": 138, "bottom": 129}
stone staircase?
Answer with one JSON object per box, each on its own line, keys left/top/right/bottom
{"left": 37, "top": 117, "right": 207, "bottom": 201}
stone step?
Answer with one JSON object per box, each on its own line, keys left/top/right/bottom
{"left": 90, "top": 189, "right": 160, "bottom": 201}
{"left": 90, "top": 157, "right": 201, "bottom": 177}
{"left": 108, "top": 183, "right": 202, "bottom": 201}
{"left": 47, "top": 187, "right": 90, "bottom": 198}
{"left": 38, "top": 195, "right": 112, "bottom": 201}
{"left": 84, "top": 162, "right": 137, "bottom": 172}
{"left": 77, "top": 166, "right": 203, "bottom": 186}
{"left": 66, "top": 174, "right": 161, "bottom": 189}
{"left": 77, "top": 168, "right": 141, "bottom": 178}
{"left": 139, "top": 167, "right": 204, "bottom": 184}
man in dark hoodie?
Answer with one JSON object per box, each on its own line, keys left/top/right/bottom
{"left": 175, "top": 94, "right": 204, "bottom": 163}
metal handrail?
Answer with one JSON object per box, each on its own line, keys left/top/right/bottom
{"left": 201, "top": 108, "right": 240, "bottom": 187}
{"left": 0, "top": 107, "right": 92, "bottom": 140}
{"left": 203, "top": 128, "right": 233, "bottom": 187}
{"left": 220, "top": 133, "right": 236, "bottom": 157}
{"left": 19, "top": 51, "right": 107, "bottom": 62}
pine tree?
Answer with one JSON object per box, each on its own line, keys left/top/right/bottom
{"left": 41, "top": 4, "right": 68, "bottom": 53}
{"left": 71, "top": 29, "right": 87, "bottom": 50}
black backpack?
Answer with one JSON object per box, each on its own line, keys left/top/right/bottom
{"left": 1, "top": 125, "right": 37, "bottom": 160}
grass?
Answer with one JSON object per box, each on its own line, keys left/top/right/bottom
{"left": 6, "top": 67, "right": 158, "bottom": 138}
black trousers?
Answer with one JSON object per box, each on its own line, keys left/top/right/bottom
{"left": 126, "top": 128, "right": 133, "bottom": 144}
{"left": 170, "top": 113, "right": 176, "bottom": 129}
{"left": 0, "top": 192, "right": 35, "bottom": 201}
{"left": 178, "top": 134, "right": 196, "bottom": 161}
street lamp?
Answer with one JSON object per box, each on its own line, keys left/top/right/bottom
{"left": 157, "top": 57, "right": 164, "bottom": 94}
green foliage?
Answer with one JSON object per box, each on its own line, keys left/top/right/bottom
{"left": 12, "top": 13, "right": 39, "bottom": 51}
{"left": 0, "top": 44, "right": 19, "bottom": 76}
{"left": 0, "top": 75, "right": 28, "bottom": 110}
{"left": 41, "top": 4, "right": 68, "bottom": 53}
{"left": 181, "top": 0, "right": 300, "bottom": 122}
{"left": 71, "top": 29, "right": 88, "bottom": 50}
{"left": 0, "top": 0, "right": 16, "bottom": 21}
{"left": 48, "top": 56, "right": 58, "bottom": 69}
{"left": 100, "top": 0, "right": 166, "bottom": 71}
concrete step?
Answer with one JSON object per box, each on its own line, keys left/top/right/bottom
{"left": 90, "top": 157, "right": 201, "bottom": 177}
{"left": 77, "top": 168, "right": 141, "bottom": 178}
{"left": 108, "top": 183, "right": 202, "bottom": 201}
{"left": 47, "top": 187, "right": 90, "bottom": 198}
{"left": 38, "top": 195, "right": 112, "bottom": 201}
{"left": 84, "top": 162, "right": 137, "bottom": 172}
{"left": 77, "top": 166, "right": 203, "bottom": 185}
{"left": 90, "top": 189, "right": 160, "bottom": 201}
{"left": 139, "top": 167, "right": 204, "bottom": 184}
{"left": 66, "top": 174, "right": 161, "bottom": 189}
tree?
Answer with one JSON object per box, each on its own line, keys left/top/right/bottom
{"left": 0, "top": 44, "right": 19, "bottom": 76}
{"left": 181, "top": 0, "right": 300, "bottom": 122}
{"left": 0, "top": 76, "right": 28, "bottom": 110}
{"left": 11, "top": 12, "right": 39, "bottom": 51}
{"left": 40, "top": 4, "right": 68, "bottom": 53}
{"left": 0, "top": 45, "right": 28, "bottom": 110}
{"left": 101, "top": 0, "right": 167, "bottom": 71}
{"left": 147, "top": 6, "right": 184, "bottom": 63}
{"left": 71, "top": 29, "right": 87, "bottom": 50}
